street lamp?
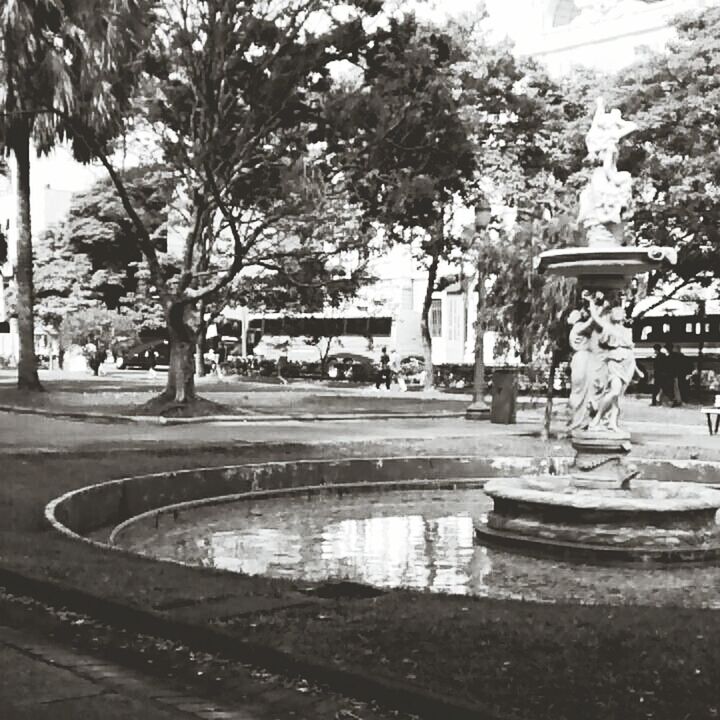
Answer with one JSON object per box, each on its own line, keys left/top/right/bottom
{"left": 466, "top": 203, "right": 492, "bottom": 421}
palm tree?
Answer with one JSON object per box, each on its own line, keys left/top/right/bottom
{"left": 0, "top": 0, "right": 154, "bottom": 390}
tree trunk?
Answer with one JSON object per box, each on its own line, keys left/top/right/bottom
{"left": 163, "top": 302, "right": 196, "bottom": 404}
{"left": 319, "top": 337, "right": 333, "bottom": 378}
{"left": 420, "top": 249, "right": 440, "bottom": 391}
{"left": 13, "top": 123, "right": 42, "bottom": 391}
{"left": 542, "top": 350, "right": 561, "bottom": 441}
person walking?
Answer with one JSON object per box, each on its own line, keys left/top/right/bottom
{"left": 675, "top": 344, "right": 691, "bottom": 402}
{"left": 389, "top": 349, "right": 406, "bottom": 391}
{"left": 375, "top": 346, "right": 391, "bottom": 390}
{"left": 664, "top": 341, "right": 683, "bottom": 407}
{"left": 650, "top": 343, "right": 669, "bottom": 406}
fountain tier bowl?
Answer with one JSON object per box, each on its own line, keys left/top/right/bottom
{"left": 537, "top": 246, "right": 676, "bottom": 286}
{"left": 477, "top": 477, "right": 720, "bottom": 564}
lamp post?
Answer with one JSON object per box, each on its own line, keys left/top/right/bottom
{"left": 465, "top": 203, "right": 492, "bottom": 420}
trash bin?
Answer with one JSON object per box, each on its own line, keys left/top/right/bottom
{"left": 490, "top": 368, "right": 517, "bottom": 424}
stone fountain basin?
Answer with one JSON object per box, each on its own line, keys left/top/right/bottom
{"left": 536, "top": 246, "right": 673, "bottom": 282}
{"left": 484, "top": 477, "right": 720, "bottom": 515}
{"left": 479, "top": 477, "right": 720, "bottom": 562}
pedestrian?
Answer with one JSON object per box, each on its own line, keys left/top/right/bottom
{"left": 97, "top": 343, "right": 108, "bottom": 376}
{"left": 650, "top": 343, "right": 668, "bottom": 406}
{"left": 375, "top": 346, "right": 391, "bottom": 390}
{"left": 664, "top": 341, "right": 683, "bottom": 407}
{"left": 85, "top": 338, "right": 101, "bottom": 376}
{"left": 675, "top": 344, "right": 691, "bottom": 401}
{"left": 390, "top": 349, "right": 406, "bottom": 391}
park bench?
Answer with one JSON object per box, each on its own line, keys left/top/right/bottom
{"left": 701, "top": 407, "right": 720, "bottom": 435}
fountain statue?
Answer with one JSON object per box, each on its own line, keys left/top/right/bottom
{"left": 578, "top": 97, "right": 637, "bottom": 246}
{"left": 475, "top": 99, "right": 720, "bottom": 563}
{"left": 546, "top": 97, "right": 674, "bottom": 489}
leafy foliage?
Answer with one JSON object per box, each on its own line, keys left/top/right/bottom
{"left": 332, "top": 16, "right": 476, "bottom": 234}
{"left": 0, "top": 0, "right": 157, "bottom": 157}
{"left": 59, "top": 306, "right": 138, "bottom": 351}
{"left": 617, "top": 7, "right": 720, "bottom": 285}
{"left": 34, "top": 167, "right": 173, "bottom": 332}
{"left": 473, "top": 65, "right": 606, "bottom": 366}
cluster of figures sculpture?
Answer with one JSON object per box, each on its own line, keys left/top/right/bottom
{"left": 577, "top": 97, "right": 638, "bottom": 246}
{"left": 568, "top": 291, "right": 639, "bottom": 435}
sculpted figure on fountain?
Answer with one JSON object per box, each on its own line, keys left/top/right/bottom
{"left": 577, "top": 97, "right": 638, "bottom": 247}
{"left": 586, "top": 293, "right": 638, "bottom": 433}
{"left": 568, "top": 291, "right": 639, "bottom": 436}
{"left": 567, "top": 307, "right": 599, "bottom": 432}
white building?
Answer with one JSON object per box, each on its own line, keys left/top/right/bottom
{"left": 485, "top": 0, "right": 719, "bottom": 75}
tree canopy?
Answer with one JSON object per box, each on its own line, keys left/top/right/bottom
{"left": 618, "top": 7, "right": 720, "bottom": 285}
{"left": 34, "top": 166, "right": 173, "bottom": 333}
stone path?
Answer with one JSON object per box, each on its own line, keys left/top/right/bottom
{"left": 0, "top": 624, "right": 257, "bottom": 719}
{"left": 1, "top": 406, "right": 718, "bottom": 460}
{"left": 0, "top": 621, "right": 396, "bottom": 720}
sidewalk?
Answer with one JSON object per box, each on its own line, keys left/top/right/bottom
{"left": 1, "top": 623, "right": 211, "bottom": 720}
{"left": 0, "top": 619, "right": 394, "bottom": 720}
{"left": 1, "top": 400, "right": 717, "bottom": 460}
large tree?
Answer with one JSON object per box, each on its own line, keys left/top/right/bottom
{"left": 0, "top": 0, "right": 155, "bottom": 390}
{"left": 58, "top": 0, "right": 380, "bottom": 413}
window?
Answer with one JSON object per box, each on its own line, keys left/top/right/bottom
{"left": 447, "top": 295, "right": 463, "bottom": 342}
{"left": 430, "top": 299, "right": 442, "bottom": 338}
{"left": 552, "top": 0, "right": 580, "bottom": 27}
{"left": 553, "top": 0, "right": 663, "bottom": 28}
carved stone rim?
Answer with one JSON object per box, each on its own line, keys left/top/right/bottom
{"left": 483, "top": 477, "right": 720, "bottom": 513}
{"left": 537, "top": 246, "right": 676, "bottom": 277}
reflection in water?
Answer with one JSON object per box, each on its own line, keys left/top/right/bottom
{"left": 118, "top": 488, "right": 720, "bottom": 608}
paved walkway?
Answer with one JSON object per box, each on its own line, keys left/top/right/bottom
{"left": 0, "top": 624, "right": 258, "bottom": 720}
{"left": 0, "top": 620, "right": 398, "bottom": 720}
{"left": 1, "top": 405, "right": 717, "bottom": 458}
{"left": 0, "top": 409, "right": 508, "bottom": 454}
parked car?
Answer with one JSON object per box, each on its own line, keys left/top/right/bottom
{"left": 115, "top": 340, "right": 170, "bottom": 370}
{"left": 326, "top": 353, "right": 375, "bottom": 381}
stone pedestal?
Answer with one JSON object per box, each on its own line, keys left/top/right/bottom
{"left": 570, "top": 429, "right": 637, "bottom": 490}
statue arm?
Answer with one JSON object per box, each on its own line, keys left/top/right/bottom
{"left": 587, "top": 298, "right": 609, "bottom": 330}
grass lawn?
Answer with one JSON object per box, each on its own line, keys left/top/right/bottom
{"left": 2, "top": 432, "right": 720, "bottom": 720}
{"left": 0, "top": 371, "right": 469, "bottom": 416}
{"left": 223, "top": 593, "right": 720, "bottom": 720}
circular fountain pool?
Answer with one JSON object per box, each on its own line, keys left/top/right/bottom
{"left": 111, "top": 486, "right": 720, "bottom": 609}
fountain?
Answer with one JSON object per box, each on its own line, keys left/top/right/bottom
{"left": 476, "top": 97, "right": 720, "bottom": 562}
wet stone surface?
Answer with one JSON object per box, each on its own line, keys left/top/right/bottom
{"left": 117, "top": 488, "right": 720, "bottom": 608}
